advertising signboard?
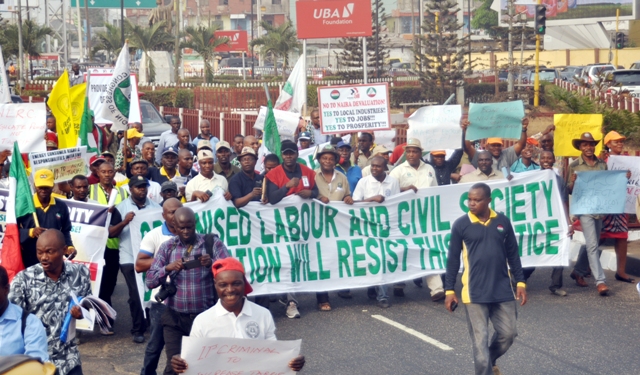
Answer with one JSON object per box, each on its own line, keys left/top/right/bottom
{"left": 214, "top": 31, "right": 249, "bottom": 52}
{"left": 296, "top": 0, "right": 373, "bottom": 39}
{"left": 317, "top": 83, "right": 391, "bottom": 134}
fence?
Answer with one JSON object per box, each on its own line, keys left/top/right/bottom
{"left": 553, "top": 79, "right": 640, "bottom": 113}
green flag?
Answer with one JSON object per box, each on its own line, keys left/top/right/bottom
{"left": 10, "top": 142, "right": 35, "bottom": 216}
{"left": 79, "top": 97, "right": 100, "bottom": 154}
{"left": 263, "top": 100, "right": 281, "bottom": 161}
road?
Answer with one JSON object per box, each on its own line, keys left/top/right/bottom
{"left": 79, "top": 268, "right": 640, "bottom": 375}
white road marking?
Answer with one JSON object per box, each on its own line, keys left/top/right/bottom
{"left": 371, "top": 314, "right": 454, "bottom": 351}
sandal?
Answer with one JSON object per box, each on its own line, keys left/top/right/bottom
{"left": 318, "top": 302, "right": 332, "bottom": 311}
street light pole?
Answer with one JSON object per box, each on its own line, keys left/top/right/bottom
{"left": 16, "top": 0, "right": 25, "bottom": 89}
{"left": 251, "top": 0, "right": 254, "bottom": 78}
{"left": 375, "top": 0, "right": 379, "bottom": 78}
{"left": 507, "top": 0, "right": 514, "bottom": 94}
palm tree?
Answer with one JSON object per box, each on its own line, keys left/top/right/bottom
{"left": 94, "top": 23, "right": 123, "bottom": 64}
{"left": 126, "top": 20, "right": 174, "bottom": 83}
{"left": 181, "top": 25, "right": 229, "bottom": 83}
{"left": 250, "top": 21, "right": 300, "bottom": 79}
{"left": 3, "top": 20, "right": 53, "bottom": 82}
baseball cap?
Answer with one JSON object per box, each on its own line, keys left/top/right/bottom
{"left": 90, "top": 155, "right": 106, "bottom": 166}
{"left": 430, "top": 150, "right": 446, "bottom": 156}
{"left": 299, "top": 132, "right": 311, "bottom": 140}
{"left": 197, "top": 139, "right": 213, "bottom": 151}
{"left": 197, "top": 149, "right": 214, "bottom": 161}
{"left": 128, "top": 175, "right": 150, "bottom": 188}
{"left": 127, "top": 128, "right": 144, "bottom": 139}
{"left": 162, "top": 147, "right": 179, "bottom": 156}
{"left": 238, "top": 146, "right": 257, "bottom": 160}
{"left": 101, "top": 151, "right": 115, "bottom": 158}
{"left": 281, "top": 140, "right": 298, "bottom": 153}
{"left": 34, "top": 169, "right": 55, "bottom": 188}
{"left": 211, "top": 258, "right": 253, "bottom": 295}
{"left": 486, "top": 138, "right": 503, "bottom": 145}
{"left": 130, "top": 158, "right": 148, "bottom": 167}
{"left": 216, "top": 141, "right": 231, "bottom": 151}
{"left": 336, "top": 141, "right": 352, "bottom": 150}
{"left": 161, "top": 180, "right": 178, "bottom": 193}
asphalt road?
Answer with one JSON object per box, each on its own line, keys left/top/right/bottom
{"left": 79, "top": 268, "right": 640, "bottom": 375}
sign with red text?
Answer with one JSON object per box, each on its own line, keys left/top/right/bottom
{"left": 180, "top": 336, "right": 301, "bottom": 375}
{"left": 29, "top": 147, "right": 89, "bottom": 183}
{"left": 0, "top": 103, "right": 47, "bottom": 153}
{"left": 296, "top": 0, "right": 372, "bottom": 39}
{"left": 214, "top": 31, "right": 248, "bottom": 52}
{"left": 317, "top": 83, "right": 391, "bottom": 134}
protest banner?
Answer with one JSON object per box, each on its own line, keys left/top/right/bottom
{"left": 29, "top": 147, "right": 89, "bottom": 183}
{"left": 466, "top": 100, "right": 525, "bottom": 141}
{"left": 181, "top": 337, "right": 301, "bottom": 375}
{"left": 570, "top": 170, "right": 627, "bottom": 215}
{"left": 553, "top": 114, "right": 603, "bottom": 157}
{"left": 253, "top": 106, "right": 300, "bottom": 138}
{"left": 86, "top": 69, "right": 141, "bottom": 125}
{"left": 130, "top": 169, "right": 570, "bottom": 302}
{"left": 607, "top": 155, "right": 640, "bottom": 214}
{"left": 318, "top": 83, "right": 390, "bottom": 134}
{"left": 407, "top": 105, "right": 462, "bottom": 151}
{"left": 0, "top": 103, "right": 47, "bottom": 153}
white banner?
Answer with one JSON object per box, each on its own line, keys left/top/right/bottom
{"left": 318, "top": 83, "right": 391, "bottom": 134}
{"left": 607, "top": 155, "right": 639, "bottom": 214}
{"left": 181, "top": 337, "right": 301, "bottom": 375}
{"left": 407, "top": 105, "right": 462, "bottom": 151}
{"left": 86, "top": 69, "right": 141, "bottom": 125}
{"left": 130, "top": 170, "right": 570, "bottom": 298}
{"left": 0, "top": 103, "right": 47, "bottom": 152}
{"left": 253, "top": 106, "right": 300, "bottom": 138}
{"left": 29, "top": 147, "right": 89, "bottom": 183}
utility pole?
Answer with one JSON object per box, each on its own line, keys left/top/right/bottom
{"left": 418, "top": 0, "right": 423, "bottom": 72}
{"left": 507, "top": 0, "right": 514, "bottom": 94}
{"left": 17, "top": 0, "right": 25, "bottom": 89}
{"left": 76, "top": 0, "right": 83, "bottom": 62}
{"left": 120, "top": 0, "right": 125, "bottom": 45}
{"left": 375, "top": 0, "right": 379, "bottom": 78}
{"left": 174, "top": 0, "right": 180, "bottom": 81}
{"left": 251, "top": 0, "right": 254, "bottom": 78}
{"left": 86, "top": 0, "right": 92, "bottom": 60}
{"left": 257, "top": 0, "right": 262, "bottom": 66}
{"left": 614, "top": 8, "right": 619, "bottom": 67}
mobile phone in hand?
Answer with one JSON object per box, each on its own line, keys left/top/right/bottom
{"left": 451, "top": 301, "right": 458, "bottom": 312}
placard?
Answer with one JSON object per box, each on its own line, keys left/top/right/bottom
{"left": 570, "top": 170, "right": 627, "bottom": 215}
{"left": 553, "top": 114, "right": 603, "bottom": 157}
{"left": 466, "top": 100, "right": 525, "bottom": 140}
{"left": 29, "top": 147, "right": 88, "bottom": 183}
{"left": 0, "top": 103, "right": 47, "bottom": 152}
{"left": 407, "top": 105, "right": 462, "bottom": 151}
{"left": 317, "top": 83, "right": 390, "bottom": 134}
{"left": 86, "top": 69, "right": 141, "bottom": 125}
{"left": 607, "top": 155, "right": 640, "bottom": 214}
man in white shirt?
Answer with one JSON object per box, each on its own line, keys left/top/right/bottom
{"left": 170, "top": 257, "right": 305, "bottom": 373}
{"left": 135, "top": 198, "right": 182, "bottom": 375}
{"left": 352, "top": 156, "right": 400, "bottom": 308}
{"left": 185, "top": 149, "right": 231, "bottom": 202}
{"left": 389, "top": 138, "right": 445, "bottom": 301}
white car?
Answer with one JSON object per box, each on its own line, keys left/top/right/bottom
{"left": 605, "top": 70, "right": 640, "bottom": 97}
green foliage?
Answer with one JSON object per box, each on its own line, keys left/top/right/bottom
{"left": 471, "top": 0, "right": 499, "bottom": 36}
{"left": 250, "top": 21, "right": 300, "bottom": 79}
{"left": 389, "top": 87, "right": 423, "bottom": 107}
{"left": 181, "top": 25, "right": 229, "bottom": 83}
{"left": 20, "top": 90, "right": 49, "bottom": 98}
{"left": 94, "top": 23, "right": 123, "bottom": 62}
{"left": 465, "top": 82, "right": 508, "bottom": 97}
{"left": 126, "top": 20, "right": 174, "bottom": 83}
{"left": 2, "top": 20, "right": 54, "bottom": 59}
{"left": 307, "top": 85, "right": 319, "bottom": 109}
{"left": 142, "top": 88, "right": 194, "bottom": 108}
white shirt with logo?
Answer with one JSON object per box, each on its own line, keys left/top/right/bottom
{"left": 352, "top": 174, "right": 401, "bottom": 201}
{"left": 190, "top": 298, "right": 276, "bottom": 340}
{"left": 390, "top": 160, "right": 438, "bottom": 189}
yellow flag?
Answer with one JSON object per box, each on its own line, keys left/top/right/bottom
{"left": 47, "top": 70, "right": 86, "bottom": 149}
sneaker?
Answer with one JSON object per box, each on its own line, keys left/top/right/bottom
{"left": 377, "top": 299, "right": 390, "bottom": 308}
{"left": 393, "top": 288, "right": 405, "bottom": 297}
{"left": 133, "top": 335, "right": 145, "bottom": 344}
{"left": 551, "top": 289, "right": 567, "bottom": 297}
{"left": 286, "top": 301, "right": 301, "bottom": 319}
{"left": 367, "top": 287, "right": 377, "bottom": 300}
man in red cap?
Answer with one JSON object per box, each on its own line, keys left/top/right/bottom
{"left": 170, "top": 257, "right": 305, "bottom": 374}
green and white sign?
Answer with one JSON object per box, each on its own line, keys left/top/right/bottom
{"left": 130, "top": 169, "right": 570, "bottom": 305}
{"left": 71, "top": 0, "right": 157, "bottom": 9}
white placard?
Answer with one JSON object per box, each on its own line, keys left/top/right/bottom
{"left": 318, "top": 83, "right": 391, "bottom": 134}
{"left": 253, "top": 106, "right": 300, "bottom": 138}
{"left": 407, "top": 105, "right": 462, "bottom": 151}
{"left": 607, "top": 155, "right": 640, "bottom": 214}
{"left": 0, "top": 103, "right": 47, "bottom": 152}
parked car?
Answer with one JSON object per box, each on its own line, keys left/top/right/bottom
{"left": 139, "top": 99, "right": 171, "bottom": 145}
{"left": 219, "top": 57, "right": 259, "bottom": 69}
{"left": 630, "top": 61, "right": 640, "bottom": 70}
{"left": 578, "top": 64, "right": 615, "bottom": 87}
{"left": 559, "top": 66, "right": 584, "bottom": 83}
{"left": 603, "top": 70, "right": 640, "bottom": 97}
{"left": 529, "top": 68, "right": 561, "bottom": 83}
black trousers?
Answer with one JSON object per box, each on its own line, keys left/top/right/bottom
{"left": 99, "top": 248, "right": 119, "bottom": 307}
{"left": 161, "top": 308, "right": 199, "bottom": 375}
{"left": 120, "top": 263, "right": 147, "bottom": 336}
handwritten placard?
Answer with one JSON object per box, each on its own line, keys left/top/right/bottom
{"left": 607, "top": 155, "right": 639, "bottom": 214}
{"left": 181, "top": 336, "right": 302, "bottom": 375}
{"left": 553, "top": 114, "right": 603, "bottom": 157}
{"left": 0, "top": 103, "right": 47, "bottom": 153}
{"left": 466, "top": 100, "right": 524, "bottom": 141}
{"left": 407, "top": 105, "right": 462, "bottom": 151}
{"left": 253, "top": 106, "right": 300, "bottom": 138}
{"left": 570, "top": 170, "right": 627, "bottom": 215}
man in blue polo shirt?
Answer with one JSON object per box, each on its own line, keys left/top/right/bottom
{"left": 445, "top": 183, "right": 527, "bottom": 375}
{"left": 335, "top": 141, "right": 362, "bottom": 192}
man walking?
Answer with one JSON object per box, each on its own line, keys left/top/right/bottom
{"left": 445, "top": 183, "right": 527, "bottom": 375}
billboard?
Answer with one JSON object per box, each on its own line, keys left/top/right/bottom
{"left": 214, "top": 31, "right": 249, "bottom": 52}
{"left": 499, "top": 0, "right": 635, "bottom": 24}
{"left": 296, "top": 0, "right": 373, "bottom": 39}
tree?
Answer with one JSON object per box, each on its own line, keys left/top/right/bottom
{"left": 126, "top": 20, "right": 174, "bottom": 83}
{"left": 414, "top": 0, "right": 468, "bottom": 103}
{"left": 2, "top": 20, "right": 53, "bottom": 59}
{"left": 336, "top": 37, "right": 363, "bottom": 80}
{"left": 250, "top": 20, "right": 300, "bottom": 79}
{"left": 472, "top": 0, "right": 499, "bottom": 35}
{"left": 94, "top": 23, "right": 124, "bottom": 63}
{"left": 181, "top": 25, "right": 229, "bottom": 83}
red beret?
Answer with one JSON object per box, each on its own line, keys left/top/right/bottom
{"left": 211, "top": 258, "right": 253, "bottom": 295}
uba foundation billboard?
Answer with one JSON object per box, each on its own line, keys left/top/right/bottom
{"left": 296, "top": 0, "right": 373, "bottom": 39}
{"left": 499, "top": 0, "right": 636, "bottom": 24}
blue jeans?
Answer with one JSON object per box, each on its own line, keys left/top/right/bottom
{"left": 140, "top": 302, "right": 167, "bottom": 375}
{"left": 464, "top": 301, "right": 518, "bottom": 375}
{"left": 376, "top": 285, "right": 388, "bottom": 301}
{"left": 574, "top": 215, "right": 605, "bottom": 285}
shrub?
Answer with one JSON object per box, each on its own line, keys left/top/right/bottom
{"left": 142, "top": 88, "right": 194, "bottom": 108}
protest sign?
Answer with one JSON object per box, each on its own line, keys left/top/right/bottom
{"left": 466, "top": 100, "right": 525, "bottom": 141}
{"left": 0, "top": 103, "right": 47, "bottom": 152}
{"left": 86, "top": 69, "right": 141, "bottom": 125}
{"left": 570, "top": 170, "right": 627, "bottom": 215}
{"left": 29, "top": 147, "right": 88, "bottom": 183}
{"left": 181, "top": 337, "right": 301, "bottom": 375}
{"left": 0, "top": 189, "right": 7, "bottom": 250}
{"left": 130, "top": 170, "right": 570, "bottom": 300}
{"left": 607, "top": 155, "right": 640, "bottom": 214}
{"left": 553, "top": 114, "right": 603, "bottom": 157}
{"left": 253, "top": 106, "right": 300, "bottom": 138}
{"left": 318, "top": 83, "right": 390, "bottom": 134}
{"left": 407, "top": 105, "right": 462, "bottom": 151}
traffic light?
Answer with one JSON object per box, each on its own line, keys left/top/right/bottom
{"left": 535, "top": 5, "right": 547, "bottom": 35}
{"left": 615, "top": 32, "right": 625, "bottom": 49}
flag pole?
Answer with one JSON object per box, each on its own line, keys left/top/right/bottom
{"left": 263, "top": 83, "right": 271, "bottom": 103}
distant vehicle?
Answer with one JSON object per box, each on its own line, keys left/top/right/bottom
{"left": 11, "top": 95, "right": 23, "bottom": 103}
{"left": 214, "top": 67, "right": 257, "bottom": 78}
{"left": 630, "top": 61, "right": 640, "bottom": 70}
{"left": 559, "top": 66, "right": 583, "bottom": 83}
{"left": 578, "top": 64, "right": 615, "bottom": 87}
{"left": 529, "top": 68, "right": 561, "bottom": 83}
{"left": 138, "top": 100, "right": 170, "bottom": 145}
{"left": 308, "top": 67, "right": 332, "bottom": 80}
{"left": 219, "top": 57, "right": 259, "bottom": 69}
{"left": 32, "top": 68, "right": 56, "bottom": 79}
{"left": 604, "top": 70, "right": 640, "bottom": 97}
